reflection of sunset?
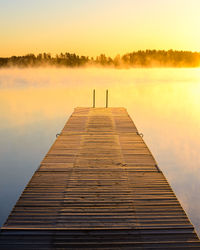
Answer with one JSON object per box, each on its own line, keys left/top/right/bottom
{"left": 1, "top": 67, "right": 200, "bottom": 130}
{"left": 1, "top": 67, "right": 200, "bottom": 236}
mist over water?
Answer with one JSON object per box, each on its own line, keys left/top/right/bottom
{"left": 0, "top": 67, "right": 200, "bottom": 236}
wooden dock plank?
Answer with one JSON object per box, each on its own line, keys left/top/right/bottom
{"left": 0, "top": 107, "right": 199, "bottom": 249}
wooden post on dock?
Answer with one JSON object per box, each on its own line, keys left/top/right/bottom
{"left": 93, "top": 89, "right": 95, "bottom": 108}
{"left": 106, "top": 89, "right": 108, "bottom": 108}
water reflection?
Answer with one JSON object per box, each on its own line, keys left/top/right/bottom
{"left": 0, "top": 67, "right": 200, "bottom": 236}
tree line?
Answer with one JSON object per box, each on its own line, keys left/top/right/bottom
{"left": 0, "top": 50, "right": 200, "bottom": 68}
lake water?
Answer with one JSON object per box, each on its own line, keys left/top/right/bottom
{"left": 0, "top": 67, "right": 200, "bottom": 236}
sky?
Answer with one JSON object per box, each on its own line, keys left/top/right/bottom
{"left": 0, "top": 0, "right": 200, "bottom": 57}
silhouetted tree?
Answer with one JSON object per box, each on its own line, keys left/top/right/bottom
{"left": 0, "top": 50, "right": 200, "bottom": 68}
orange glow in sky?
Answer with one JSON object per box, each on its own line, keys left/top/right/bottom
{"left": 0, "top": 0, "right": 200, "bottom": 57}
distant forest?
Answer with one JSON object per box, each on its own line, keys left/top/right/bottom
{"left": 0, "top": 50, "right": 200, "bottom": 68}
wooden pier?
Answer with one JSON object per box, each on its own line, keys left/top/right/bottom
{"left": 0, "top": 107, "right": 199, "bottom": 249}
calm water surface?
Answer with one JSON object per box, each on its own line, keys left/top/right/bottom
{"left": 0, "top": 67, "right": 200, "bottom": 236}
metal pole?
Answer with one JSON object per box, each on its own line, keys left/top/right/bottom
{"left": 106, "top": 89, "right": 108, "bottom": 108}
{"left": 93, "top": 89, "right": 95, "bottom": 108}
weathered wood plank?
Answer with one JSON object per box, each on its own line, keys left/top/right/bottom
{"left": 0, "top": 107, "right": 199, "bottom": 248}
